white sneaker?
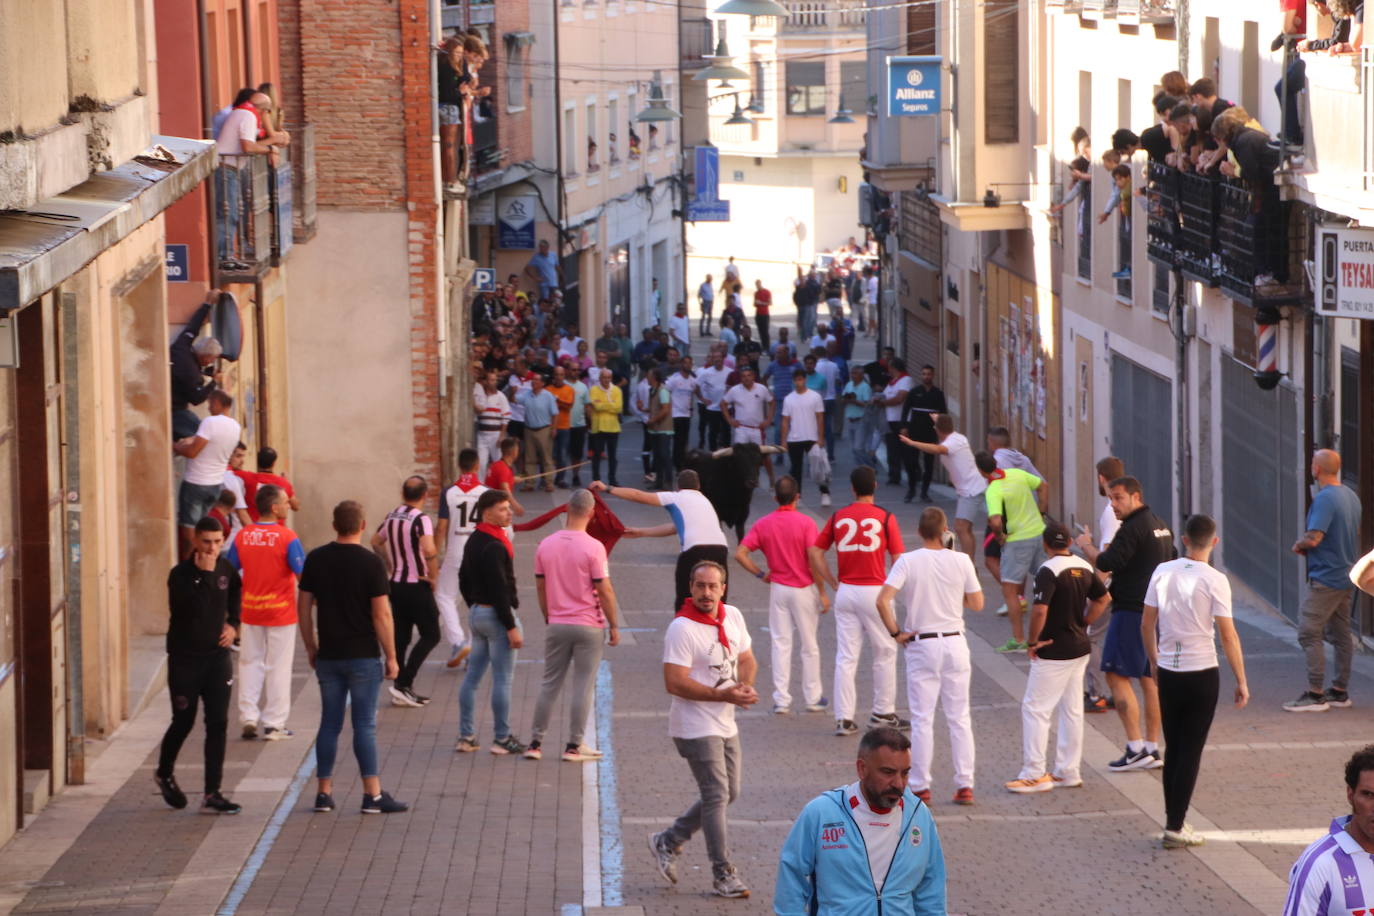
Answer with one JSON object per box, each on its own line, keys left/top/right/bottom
{"left": 1162, "top": 823, "right": 1205, "bottom": 849}
{"left": 389, "top": 685, "right": 422, "bottom": 707}
{"left": 995, "top": 603, "right": 1009, "bottom": 616}
{"left": 820, "top": 493, "right": 832, "bottom": 507}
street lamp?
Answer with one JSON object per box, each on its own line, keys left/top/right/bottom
{"left": 724, "top": 96, "right": 754, "bottom": 125}
{"left": 828, "top": 93, "right": 855, "bottom": 124}
{"left": 693, "top": 38, "right": 750, "bottom": 82}
{"left": 715, "top": 0, "right": 790, "bottom": 15}
{"left": 636, "top": 80, "right": 682, "bottom": 122}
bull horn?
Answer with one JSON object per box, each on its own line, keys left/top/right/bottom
{"left": 711, "top": 447, "right": 735, "bottom": 458}
{"left": 759, "top": 445, "right": 785, "bottom": 455}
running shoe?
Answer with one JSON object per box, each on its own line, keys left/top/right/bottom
{"left": 523, "top": 742, "right": 543, "bottom": 761}
{"left": 772, "top": 704, "right": 791, "bottom": 715}
{"left": 154, "top": 773, "right": 187, "bottom": 810}
{"left": 712, "top": 865, "right": 750, "bottom": 899}
{"left": 562, "top": 745, "right": 604, "bottom": 762}
{"left": 1162, "top": 824, "right": 1205, "bottom": 849}
{"left": 490, "top": 735, "right": 527, "bottom": 756}
{"left": 952, "top": 787, "right": 975, "bottom": 805}
{"left": 447, "top": 642, "right": 472, "bottom": 669}
{"left": 201, "top": 792, "right": 242, "bottom": 815}
{"left": 867, "top": 712, "right": 910, "bottom": 731}
{"left": 313, "top": 792, "right": 336, "bottom": 812}
{"left": 1107, "top": 746, "right": 1155, "bottom": 771}
{"left": 834, "top": 719, "right": 859, "bottom": 736}
{"left": 803, "top": 697, "right": 830, "bottom": 713}
{"left": 454, "top": 736, "right": 480, "bottom": 753}
{"left": 390, "top": 685, "right": 423, "bottom": 707}
{"left": 1323, "top": 687, "right": 1353, "bottom": 708}
{"left": 1084, "top": 694, "right": 1109, "bottom": 713}
{"left": 262, "top": 727, "right": 294, "bottom": 741}
{"left": 994, "top": 604, "right": 1009, "bottom": 616}
{"left": 820, "top": 493, "right": 832, "bottom": 507}
{"left": 648, "top": 831, "right": 679, "bottom": 885}
{"left": 994, "top": 639, "right": 1028, "bottom": 653}
{"left": 1005, "top": 774, "right": 1054, "bottom": 794}
{"left": 241, "top": 722, "right": 258, "bottom": 740}
{"left": 1144, "top": 750, "right": 1164, "bottom": 770}
{"left": 1051, "top": 774, "right": 1084, "bottom": 788}
{"left": 361, "top": 791, "right": 409, "bottom": 814}
{"left": 1283, "top": 691, "right": 1330, "bottom": 712}
{"left": 405, "top": 688, "right": 431, "bottom": 705}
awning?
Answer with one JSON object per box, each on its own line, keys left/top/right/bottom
{"left": 0, "top": 134, "right": 216, "bottom": 312}
{"left": 503, "top": 30, "right": 536, "bottom": 48}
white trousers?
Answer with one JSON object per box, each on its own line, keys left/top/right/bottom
{"left": 434, "top": 550, "right": 468, "bottom": 649}
{"left": 904, "top": 634, "right": 975, "bottom": 792}
{"left": 1018, "top": 654, "right": 1090, "bottom": 782}
{"left": 832, "top": 584, "right": 897, "bottom": 721}
{"left": 477, "top": 430, "right": 502, "bottom": 478}
{"left": 732, "top": 426, "right": 764, "bottom": 446}
{"left": 768, "top": 582, "right": 824, "bottom": 708}
{"left": 237, "top": 623, "right": 297, "bottom": 729}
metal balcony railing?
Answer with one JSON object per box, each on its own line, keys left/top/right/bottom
{"left": 681, "top": 18, "right": 713, "bottom": 68}
{"left": 214, "top": 154, "right": 272, "bottom": 283}
{"left": 286, "top": 121, "right": 316, "bottom": 243}
{"left": 782, "top": 0, "right": 866, "bottom": 31}
{"left": 1116, "top": 0, "right": 1174, "bottom": 24}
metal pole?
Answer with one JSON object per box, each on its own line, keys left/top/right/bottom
{"left": 1174, "top": 269, "right": 1191, "bottom": 525}
{"left": 60, "top": 291, "right": 85, "bottom": 785}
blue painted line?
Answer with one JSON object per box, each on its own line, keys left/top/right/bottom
{"left": 216, "top": 741, "right": 317, "bottom": 915}
{"left": 595, "top": 660, "right": 623, "bottom": 906}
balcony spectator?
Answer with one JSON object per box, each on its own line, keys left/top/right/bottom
{"left": 1213, "top": 106, "right": 1286, "bottom": 286}
{"left": 1110, "top": 128, "right": 1141, "bottom": 158}
{"left": 215, "top": 95, "right": 272, "bottom": 271}
{"left": 212, "top": 88, "right": 256, "bottom": 141}
{"left": 1166, "top": 104, "right": 1203, "bottom": 170}
{"left": 628, "top": 127, "right": 642, "bottom": 160}
{"left": 437, "top": 37, "right": 465, "bottom": 187}
{"left": 1106, "top": 165, "right": 1133, "bottom": 281}
{"left": 1096, "top": 149, "right": 1124, "bottom": 225}
{"left": 1298, "top": 1, "right": 1364, "bottom": 55}
{"left": 1160, "top": 70, "right": 1189, "bottom": 99}
{"left": 1141, "top": 93, "right": 1179, "bottom": 163}
{"left": 248, "top": 91, "right": 291, "bottom": 165}
{"left": 588, "top": 138, "right": 600, "bottom": 173}
{"left": 608, "top": 132, "right": 619, "bottom": 163}
{"left": 170, "top": 288, "right": 224, "bottom": 439}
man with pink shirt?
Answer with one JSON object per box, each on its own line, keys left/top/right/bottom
{"left": 523, "top": 489, "right": 623, "bottom": 762}
{"left": 735, "top": 476, "right": 831, "bottom": 715}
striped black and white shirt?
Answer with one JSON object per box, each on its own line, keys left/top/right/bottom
{"left": 378, "top": 505, "right": 433, "bottom": 584}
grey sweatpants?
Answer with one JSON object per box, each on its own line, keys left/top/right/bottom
{"left": 1298, "top": 582, "right": 1354, "bottom": 692}
{"left": 530, "top": 624, "right": 605, "bottom": 746}
{"left": 1083, "top": 614, "right": 1108, "bottom": 698}
{"left": 666, "top": 733, "right": 742, "bottom": 873}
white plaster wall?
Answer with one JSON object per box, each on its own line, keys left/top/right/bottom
{"left": 286, "top": 210, "right": 417, "bottom": 549}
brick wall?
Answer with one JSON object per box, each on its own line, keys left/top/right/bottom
{"left": 277, "top": 0, "right": 303, "bottom": 128}
{"left": 487, "top": 6, "right": 533, "bottom": 168}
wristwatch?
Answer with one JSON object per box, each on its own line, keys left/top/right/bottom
{"left": 889, "top": 629, "right": 901, "bottom": 639}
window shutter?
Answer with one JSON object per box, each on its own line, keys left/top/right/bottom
{"left": 983, "top": 0, "right": 1019, "bottom": 144}
{"left": 907, "top": 0, "right": 935, "bottom": 55}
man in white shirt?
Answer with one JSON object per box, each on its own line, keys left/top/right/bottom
{"left": 214, "top": 102, "right": 271, "bottom": 268}
{"left": 558, "top": 324, "right": 585, "bottom": 361}
{"left": 721, "top": 366, "right": 774, "bottom": 447}
{"left": 880, "top": 360, "right": 915, "bottom": 487}
{"left": 223, "top": 443, "right": 253, "bottom": 534}
{"left": 648, "top": 561, "right": 756, "bottom": 899}
{"left": 1074, "top": 455, "right": 1126, "bottom": 712}
{"left": 877, "top": 507, "right": 984, "bottom": 806}
{"left": 175, "top": 390, "right": 242, "bottom": 559}
{"left": 900, "top": 414, "right": 986, "bottom": 557}
{"left": 669, "top": 302, "right": 691, "bottom": 354}
{"left": 1142, "top": 513, "right": 1248, "bottom": 849}
{"left": 694, "top": 349, "right": 731, "bottom": 451}
{"left": 473, "top": 369, "right": 511, "bottom": 478}
{"left": 698, "top": 275, "right": 715, "bottom": 337}
{"left": 780, "top": 369, "right": 829, "bottom": 505}
{"left": 667, "top": 357, "right": 699, "bottom": 472}
{"left": 433, "top": 448, "right": 486, "bottom": 668}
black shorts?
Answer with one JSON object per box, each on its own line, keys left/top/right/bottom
{"left": 983, "top": 524, "right": 1002, "bottom": 559}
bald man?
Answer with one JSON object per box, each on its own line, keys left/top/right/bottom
{"left": 1284, "top": 450, "right": 1362, "bottom": 713}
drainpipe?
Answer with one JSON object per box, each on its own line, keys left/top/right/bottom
{"left": 198, "top": 0, "right": 217, "bottom": 283}
{"left": 59, "top": 291, "right": 85, "bottom": 785}
{"left": 1173, "top": 271, "right": 1191, "bottom": 525}
{"left": 552, "top": 0, "right": 567, "bottom": 250}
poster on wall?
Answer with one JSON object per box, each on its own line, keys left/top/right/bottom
{"left": 1078, "top": 361, "right": 1090, "bottom": 423}
{"left": 1034, "top": 356, "right": 1047, "bottom": 439}
{"left": 497, "top": 194, "right": 538, "bottom": 249}
{"left": 1020, "top": 298, "right": 1034, "bottom": 433}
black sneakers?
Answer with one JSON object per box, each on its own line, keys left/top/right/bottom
{"left": 313, "top": 792, "right": 336, "bottom": 812}
{"left": 154, "top": 773, "right": 187, "bottom": 810}
{"left": 361, "top": 791, "right": 409, "bottom": 814}
{"left": 201, "top": 792, "right": 242, "bottom": 815}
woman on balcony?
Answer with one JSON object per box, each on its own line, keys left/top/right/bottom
{"left": 1212, "top": 107, "right": 1286, "bottom": 288}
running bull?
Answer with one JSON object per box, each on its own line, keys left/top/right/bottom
{"left": 682, "top": 443, "right": 784, "bottom": 541}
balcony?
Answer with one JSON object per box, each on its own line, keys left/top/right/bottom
{"left": 1145, "top": 162, "right": 1306, "bottom": 308}
{"left": 782, "top": 0, "right": 866, "bottom": 32}
{"left": 1116, "top": 0, "right": 1174, "bottom": 25}
{"left": 1276, "top": 47, "right": 1374, "bottom": 225}
{"left": 214, "top": 155, "right": 273, "bottom": 284}
{"left": 471, "top": 110, "right": 502, "bottom": 176}
{"left": 681, "top": 18, "right": 713, "bottom": 69}
{"left": 286, "top": 122, "right": 317, "bottom": 243}
{"left": 1081, "top": 0, "right": 1116, "bottom": 20}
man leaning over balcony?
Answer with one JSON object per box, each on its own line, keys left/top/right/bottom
{"left": 216, "top": 101, "right": 273, "bottom": 271}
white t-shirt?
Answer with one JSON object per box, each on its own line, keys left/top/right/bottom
{"left": 215, "top": 108, "right": 257, "bottom": 158}
{"left": 882, "top": 375, "right": 914, "bottom": 422}
{"left": 939, "top": 432, "right": 985, "bottom": 499}
{"left": 507, "top": 375, "right": 532, "bottom": 422}
{"left": 559, "top": 336, "right": 584, "bottom": 359}
{"left": 662, "top": 603, "right": 752, "bottom": 739}
{"left": 656, "top": 489, "right": 727, "bottom": 549}
{"left": 695, "top": 365, "right": 730, "bottom": 410}
{"left": 1145, "top": 557, "right": 1233, "bottom": 672}
{"left": 808, "top": 332, "right": 832, "bottom": 352}
{"left": 884, "top": 547, "right": 982, "bottom": 633}
{"left": 1098, "top": 500, "right": 1121, "bottom": 549}
{"left": 222, "top": 471, "right": 247, "bottom": 536}
{"left": 440, "top": 482, "right": 488, "bottom": 565}
{"left": 815, "top": 359, "right": 841, "bottom": 399}
{"left": 722, "top": 383, "right": 773, "bottom": 429}
{"left": 845, "top": 781, "right": 902, "bottom": 892}
{"left": 669, "top": 313, "right": 690, "bottom": 345}
{"left": 185, "top": 415, "right": 242, "bottom": 486}
{"left": 666, "top": 373, "right": 698, "bottom": 418}
{"left": 782, "top": 389, "right": 825, "bottom": 443}
{"left": 632, "top": 377, "right": 652, "bottom": 422}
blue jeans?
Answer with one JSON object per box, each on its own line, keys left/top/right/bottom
{"left": 214, "top": 166, "right": 242, "bottom": 262}
{"left": 553, "top": 428, "right": 570, "bottom": 485}
{"left": 459, "top": 604, "right": 520, "bottom": 740}
{"left": 315, "top": 656, "right": 383, "bottom": 780}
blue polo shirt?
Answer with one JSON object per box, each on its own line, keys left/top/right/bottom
{"left": 1306, "top": 482, "right": 1362, "bottom": 589}
{"left": 518, "top": 388, "right": 558, "bottom": 429}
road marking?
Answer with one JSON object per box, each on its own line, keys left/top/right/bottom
{"left": 595, "top": 660, "right": 624, "bottom": 907}
{"left": 215, "top": 740, "right": 316, "bottom": 916}
{"left": 581, "top": 701, "right": 601, "bottom": 910}
{"left": 1205, "top": 739, "right": 1370, "bottom": 752}
{"left": 1198, "top": 827, "right": 1329, "bottom": 846}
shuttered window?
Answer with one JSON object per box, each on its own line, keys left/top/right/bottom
{"left": 907, "top": 0, "right": 935, "bottom": 54}
{"left": 983, "top": 0, "right": 1018, "bottom": 143}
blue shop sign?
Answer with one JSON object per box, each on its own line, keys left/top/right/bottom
{"left": 887, "top": 56, "right": 942, "bottom": 117}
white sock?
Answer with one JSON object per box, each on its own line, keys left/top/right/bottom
{"left": 1127, "top": 739, "right": 1145, "bottom": 754}
{"left": 1143, "top": 741, "right": 1159, "bottom": 754}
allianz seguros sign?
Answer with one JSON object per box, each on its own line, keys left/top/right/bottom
{"left": 887, "top": 56, "right": 942, "bottom": 117}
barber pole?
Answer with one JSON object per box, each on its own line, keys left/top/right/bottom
{"left": 1253, "top": 307, "right": 1283, "bottom": 390}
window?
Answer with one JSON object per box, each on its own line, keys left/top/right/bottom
{"left": 983, "top": 0, "right": 1018, "bottom": 143}
{"left": 586, "top": 101, "right": 599, "bottom": 171}
{"left": 907, "top": 0, "right": 935, "bottom": 54}
{"left": 608, "top": 97, "right": 620, "bottom": 162}
{"left": 786, "top": 61, "right": 826, "bottom": 115}
{"left": 1151, "top": 263, "right": 1170, "bottom": 316}
{"left": 839, "top": 61, "right": 866, "bottom": 115}
{"left": 563, "top": 105, "right": 578, "bottom": 175}
{"left": 506, "top": 42, "right": 527, "bottom": 112}
{"left": 627, "top": 87, "right": 641, "bottom": 159}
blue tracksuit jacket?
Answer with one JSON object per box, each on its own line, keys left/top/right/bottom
{"left": 774, "top": 786, "right": 946, "bottom": 915}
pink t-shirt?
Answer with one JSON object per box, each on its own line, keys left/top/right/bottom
{"left": 740, "top": 506, "right": 819, "bottom": 588}
{"left": 533, "top": 529, "right": 610, "bottom": 626}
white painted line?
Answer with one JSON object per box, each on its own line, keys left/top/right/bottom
{"left": 1197, "top": 827, "right": 1330, "bottom": 846}
{"left": 595, "top": 660, "right": 624, "bottom": 907}
{"left": 581, "top": 700, "right": 601, "bottom": 910}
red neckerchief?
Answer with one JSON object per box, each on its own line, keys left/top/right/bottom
{"left": 476, "top": 522, "right": 513, "bottom": 557}
{"left": 234, "top": 101, "right": 267, "bottom": 140}
{"left": 454, "top": 472, "right": 482, "bottom": 492}
{"left": 676, "top": 597, "right": 730, "bottom": 651}
{"left": 988, "top": 469, "right": 1006, "bottom": 482}
{"left": 849, "top": 791, "right": 903, "bottom": 815}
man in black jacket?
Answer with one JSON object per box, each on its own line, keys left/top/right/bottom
{"left": 155, "top": 516, "right": 243, "bottom": 814}
{"left": 170, "top": 288, "right": 224, "bottom": 439}
{"left": 899, "top": 365, "right": 948, "bottom": 503}
{"left": 456, "top": 489, "right": 527, "bottom": 755}
{"left": 1082, "top": 476, "right": 1176, "bottom": 773}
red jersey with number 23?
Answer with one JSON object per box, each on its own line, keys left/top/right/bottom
{"left": 815, "top": 503, "right": 904, "bottom": 586}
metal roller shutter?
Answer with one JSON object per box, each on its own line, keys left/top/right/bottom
{"left": 1109, "top": 354, "right": 1174, "bottom": 524}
